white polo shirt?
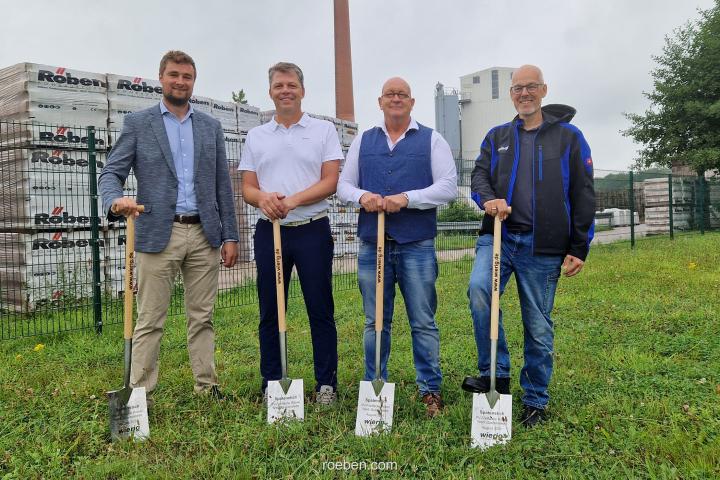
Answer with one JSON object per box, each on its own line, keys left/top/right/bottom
{"left": 240, "top": 113, "right": 343, "bottom": 224}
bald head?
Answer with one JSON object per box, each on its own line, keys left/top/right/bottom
{"left": 510, "top": 64, "right": 547, "bottom": 124}
{"left": 513, "top": 65, "right": 544, "bottom": 84}
{"left": 378, "top": 76, "right": 415, "bottom": 127}
{"left": 381, "top": 77, "right": 412, "bottom": 96}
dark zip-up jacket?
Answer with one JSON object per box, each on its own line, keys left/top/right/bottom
{"left": 471, "top": 104, "right": 595, "bottom": 261}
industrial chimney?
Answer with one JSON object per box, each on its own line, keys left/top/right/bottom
{"left": 334, "top": 0, "right": 355, "bottom": 122}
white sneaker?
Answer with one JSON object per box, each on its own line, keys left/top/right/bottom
{"left": 315, "top": 385, "right": 336, "bottom": 405}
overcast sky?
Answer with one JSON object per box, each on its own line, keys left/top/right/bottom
{"left": 0, "top": 0, "right": 714, "bottom": 171}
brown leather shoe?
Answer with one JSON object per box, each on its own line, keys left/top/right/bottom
{"left": 421, "top": 392, "right": 443, "bottom": 418}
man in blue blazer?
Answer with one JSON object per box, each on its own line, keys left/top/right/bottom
{"left": 99, "top": 51, "right": 239, "bottom": 402}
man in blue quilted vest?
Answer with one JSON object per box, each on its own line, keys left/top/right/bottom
{"left": 337, "top": 77, "right": 457, "bottom": 417}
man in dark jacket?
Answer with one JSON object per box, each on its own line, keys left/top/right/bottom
{"left": 462, "top": 65, "right": 595, "bottom": 427}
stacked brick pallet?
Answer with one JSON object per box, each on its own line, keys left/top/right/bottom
{"left": 0, "top": 62, "right": 360, "bottom": 310}
{"left": 0, "top": 62, "right": 257, "bottom": 310}
{"left": 643, "top": 177, "right": 694, "bottom": 234}
{"left": 0, "top": 64, "right": 110, "bottom": 310}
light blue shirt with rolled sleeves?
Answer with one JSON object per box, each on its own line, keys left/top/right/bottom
{"left": 160, "top": 100, "right": 197, "bottom": 215}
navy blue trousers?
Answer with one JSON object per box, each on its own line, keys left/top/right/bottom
{"left": 254, "top": 217, "right": 337, "bottom": 391}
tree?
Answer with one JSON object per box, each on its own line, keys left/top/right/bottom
{"left": 232, "top": 89, "right": 248, "bottom": 104}
{"left": 623, "top": 1, "right": 720, "bottom": 175}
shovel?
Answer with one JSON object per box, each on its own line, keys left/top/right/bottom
{"left": 355, "top": 211, "right": 395, "bottom": 436}
{"left": 267, "top": 218, "right": 304, "bottom": 423}
{"left": 108, "top": 204, "right": 150, "bottom": 441}
{"left": 471, "top": 209, "right": 512, "bottom": 448}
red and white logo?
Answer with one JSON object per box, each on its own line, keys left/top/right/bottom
{"left": 55, "top": 67, "right": 66, "bottom": 75}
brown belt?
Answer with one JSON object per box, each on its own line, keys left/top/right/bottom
{"left": 174, "top": 214, "right": 201, "bottom": 224}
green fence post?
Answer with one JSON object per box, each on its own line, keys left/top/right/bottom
{"left": 88, "top": 126, "right": 103, "bottom": 334}
{"left": 668, "top": 173, "right": 674, "bottom": 239}
{"left": 699, "top": 175, "right": 706, "bottom": 235}
{"left": 629, "top": 170, "right": 635, "bottom": 248}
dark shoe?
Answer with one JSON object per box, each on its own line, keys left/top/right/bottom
{"left": 461, "top": 376, "right": 511, "bottom": 395}
{"left": 421, "top": 392, "right": 443, "bottom": 418}
{"left": 520, "top": 405, "right": 547, "bottom": 428}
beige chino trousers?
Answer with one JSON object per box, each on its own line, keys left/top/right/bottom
{"left": 130, "top": 222, "right": 220, "bottom": 394}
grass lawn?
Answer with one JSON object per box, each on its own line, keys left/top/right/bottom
{"left": 436, "top": 233, "right": 476, "bottom": 251}
{"left": 1, "top": 234, "right": 718, "bottom": 478}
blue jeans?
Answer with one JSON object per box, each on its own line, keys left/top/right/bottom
{"left": 467, "top": 231, "right": 563, "bottom": 409}
{"left": 358, "top": 238, "right": 442, "bottom": 395}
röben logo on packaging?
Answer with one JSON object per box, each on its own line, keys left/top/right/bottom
{"left": 31, "top": 150, "right": 103, "bottom": 168}
{"left": 32, "top": 231, "right": 103, "bottom": 250}
{"left": 37, "top": 67, "right": 106, "bottom": 88}
{"left": 38, "top": 127, "right": 106, "bottom": 147}
{"left": 34, "top": 207, "right": 90, "bottom": 226}
{"left": 116, "top": 77, "right": 162, "bottom": 95}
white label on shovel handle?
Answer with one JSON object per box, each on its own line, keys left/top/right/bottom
{"left": 471, "top": 392, "right": 512, "bottom": 449}
{"left": 267, "top": 379, "right": 304, "bottom": 423}
{"left": 355, "top": 380, "right": 395, "bottom": 436}
{"left": 109, "top": 387, "right": 150, "bottom": 441}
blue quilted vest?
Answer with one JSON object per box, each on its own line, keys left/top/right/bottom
{"left": 357, "top": 123, "right": 436, "bottom": 243}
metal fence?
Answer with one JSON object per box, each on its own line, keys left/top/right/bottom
{"left": 1, "top": 121, "right": 718, "bottom": 340}
{"left": 591, "top": 168, "right": 719, "bottom": 247}
{"left": 0, "top": 122, "right": 479, "bottom": 340}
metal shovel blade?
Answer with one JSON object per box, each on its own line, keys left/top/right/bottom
{"left": 111, "top": 385, "right": 132, "bottom": 407}
{"left": 355, "top": 380, "right": 395, "bottom": 436}
{"left": 279, "top": 377, "right": 292, "bottom": 395}
{"left": 267, "top": 378, "right": 305, "bottom": 423}
{"left": 471, "top": 391, "right": 512, "bottom": 449}
{"left": 485, "top": 389, "right": 501, "bottom": 410}
{"left": 371, "top": 378, "right": 385, "bottom": 397}
{"left": 108, "top": 385, "right": 149, "bottom": 441}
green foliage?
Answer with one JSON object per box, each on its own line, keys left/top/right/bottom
{"left": 231, "top": 89, "right": 248, "bottom": 104}
{"left": 438, "top": 200, "right": 483, "bottom": 222}
{"left": 0, "top": 234, "right": 719, "bottom": 478}
{"left": 595, "top": 168, "right": 669, "bottom": 191}
{"left": 623, "top": 1, "right": 720, "bottom": 175}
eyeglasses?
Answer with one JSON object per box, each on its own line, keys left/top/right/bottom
{"left": 382, "top": 92, "right": 410, "bottom": 99}
{"left": 510, "top": 83, "right": 544, "bottom": 95}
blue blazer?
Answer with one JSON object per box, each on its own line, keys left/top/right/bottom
{"left": 99, "top": 104, "right": 239, "bottom": 252}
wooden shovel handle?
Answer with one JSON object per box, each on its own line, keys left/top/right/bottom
{"left": 375, "top": 212, "right": 385, "bottom": 333}
{"left": 123, "top": 205, "right": 145, "bottom": 340}
{"left": 273, "top": 219, "right": 286, "bottom": 334}
{"left": 490, "top": 207, "right": 510, "bottom": 341}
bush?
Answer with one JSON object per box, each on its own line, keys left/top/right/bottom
{"left": 438, "top": 200, "right": 483, "bottom": 222}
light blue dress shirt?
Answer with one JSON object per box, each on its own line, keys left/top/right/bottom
{"left": 159, "top": 100, "right": 197, "bottom": 215}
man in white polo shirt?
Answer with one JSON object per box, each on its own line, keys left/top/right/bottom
{"left": 240, "top": 62, "right": 342, "bottom": 405}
